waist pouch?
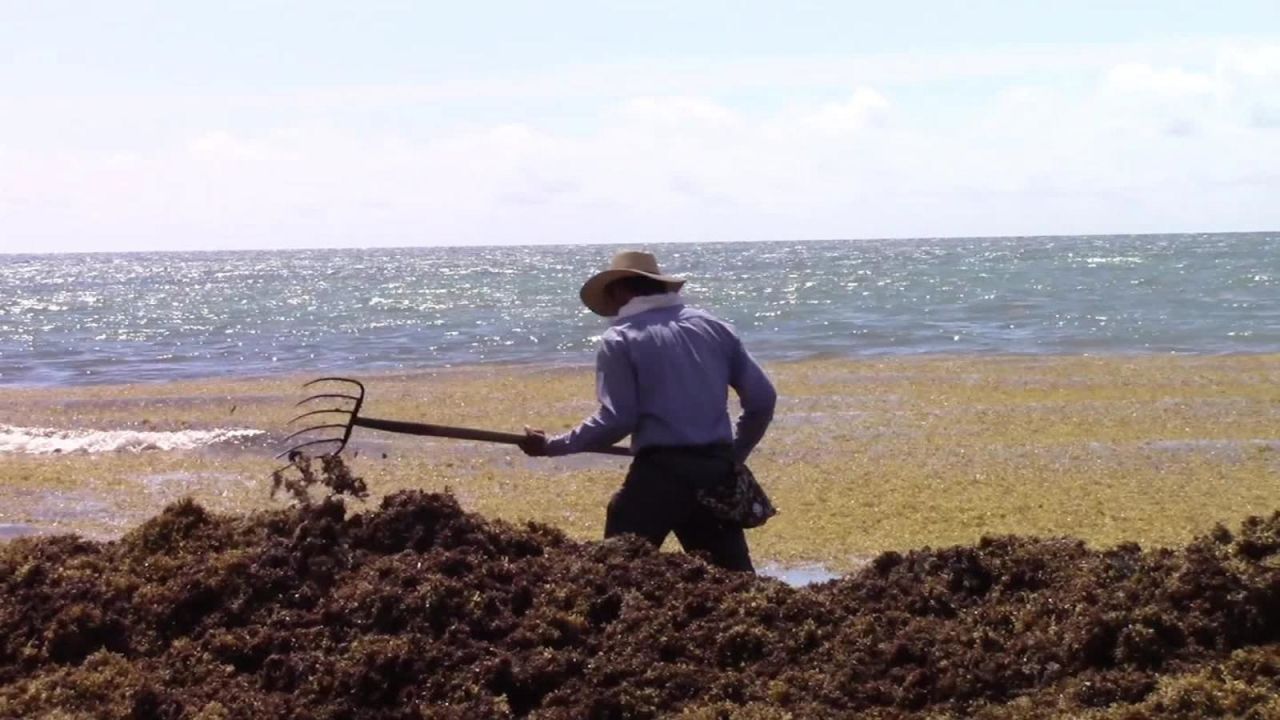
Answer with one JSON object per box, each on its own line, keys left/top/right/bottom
{"left": 696, "top": 463, "right": 777, "bottom": 529}
{"left": 638, "top": 445, "right": 778, "bottom": 529}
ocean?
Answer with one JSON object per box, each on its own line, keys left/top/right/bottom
{"left": 1, "top": 232, "right": 1276, "bottom": 387}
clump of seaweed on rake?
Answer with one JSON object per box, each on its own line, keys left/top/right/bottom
{"left": 271, "top": 453, "right": 369, "bottom": 504}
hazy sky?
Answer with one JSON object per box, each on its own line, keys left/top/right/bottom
{"left": 2, "top": 1, "right": 1279, "bottom": 252}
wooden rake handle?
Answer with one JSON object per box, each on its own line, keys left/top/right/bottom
{"left": 353, "top": 416, "right": 633, "bottom": 457}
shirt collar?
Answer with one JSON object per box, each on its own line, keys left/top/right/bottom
{"left": 614, "top": 292, "right": 684, "bottom": 320}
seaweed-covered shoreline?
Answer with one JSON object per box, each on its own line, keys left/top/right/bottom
{"left": 3, "top": 486, "right": 1280, "bottom": 719}
{"left": 4, "top": 354, "right": 1278, "bottom": 568}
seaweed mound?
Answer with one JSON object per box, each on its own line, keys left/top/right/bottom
{"left": 3, "top": 491, "right": 1280, "bottom": 719}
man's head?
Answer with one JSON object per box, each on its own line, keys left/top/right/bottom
{"left": 603, "top": 275, "right": 673, "bottom": 312}
{"left": 579, "top": 251, "right": 686, "bottom": 317}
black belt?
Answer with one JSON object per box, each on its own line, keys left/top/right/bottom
{"left": 635, "top": 443, "right": 733, "bottom": 460}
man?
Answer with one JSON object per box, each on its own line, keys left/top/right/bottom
{"left": 519, "top": 250, "right": 777, "bottom": 572}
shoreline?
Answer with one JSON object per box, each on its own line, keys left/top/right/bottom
{"left": 6, "top": 346, "right": 1280, "bottom": 392}
{"left": 0, "top": 353, "right": 1277, "bottom": 571}
{"left": 6, "top": 347, "right": 1280, "bottom": 392}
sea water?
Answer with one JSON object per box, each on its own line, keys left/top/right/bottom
{"left": 2, "top": 233, "right": 1276, "bottom": 387}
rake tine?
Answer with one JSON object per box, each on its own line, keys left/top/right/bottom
{"left": 274, "top": 437, "right": 344, "bottom": 459}
{"left": 287, "top": 408, "right": 353, "bottom": 425}
{"left": 295, "top": 393, "right": 361, "bottom": 407}
{"left": 281, "top": 424, "right": 351, "bottom": 444}
{"left": 276, "top": 377, "right": 366, "bottom": 462}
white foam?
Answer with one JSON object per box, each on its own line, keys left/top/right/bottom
{"left": 1082, "top": 256, "right": 1143, "bottom": 265}
{"left": 0, "top": 425, "right": 264, "bottom": 455}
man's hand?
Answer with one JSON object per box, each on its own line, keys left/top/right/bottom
{"left": 519, "top": 427, "right": 549, "bottom": 457}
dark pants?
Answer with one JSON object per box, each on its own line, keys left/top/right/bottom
{"left": 604, "top": 444, "right": 754, "bottom": 572}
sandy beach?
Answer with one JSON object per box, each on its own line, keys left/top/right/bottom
{"left": 2, "top": 354, "right": 1278, "bottom": 571}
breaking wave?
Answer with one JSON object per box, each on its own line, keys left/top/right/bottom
{"left": 0, "top": 424, "right": 264, "bottom": 455}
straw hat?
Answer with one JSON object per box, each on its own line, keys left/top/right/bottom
{"left": 579, "top": 251, "right": 686, "bottom": 317}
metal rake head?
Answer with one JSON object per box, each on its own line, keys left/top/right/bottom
{"left": 276, "top": 377, "right": 366, "bottom": 460}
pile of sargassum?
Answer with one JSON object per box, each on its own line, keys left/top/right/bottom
{"left": 3, "top": 473, "right": 1280, "bottom": 718}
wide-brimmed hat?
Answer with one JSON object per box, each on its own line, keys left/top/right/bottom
{"left": 579, "top": 251, "right": 686, "bottom": 317}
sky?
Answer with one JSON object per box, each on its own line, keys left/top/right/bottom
{"left": 1, "top": 1, "right": 1279, "bottom": 252}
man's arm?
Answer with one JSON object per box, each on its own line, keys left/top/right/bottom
{"left": 728, "top": 333, "right": 776, "bottom": 464}
{"left": 542, "top": 334, "right": 638, "bottom": 456}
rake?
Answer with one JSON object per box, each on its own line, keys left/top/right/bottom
{"left": 278, "top": 377, "right": 631, "bottom": 460}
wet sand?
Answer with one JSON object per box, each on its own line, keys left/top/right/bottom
{"left": 1, "top": 354, "right": 1278, "bottom": 571}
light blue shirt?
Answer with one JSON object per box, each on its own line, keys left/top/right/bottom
{"left": 546, "top": 300, "right": 777, "bottom": 462}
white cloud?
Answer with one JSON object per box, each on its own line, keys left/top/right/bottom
{"left": 1103, "top": 63, "right": 1217, "bottom": 98}
{"left": 2, "top": 41, "right": 1279, "bottom": 252}
{"left": 1214, "top": 46, "right": 1280, "bottom": 128}
{"left": 799, "top": 88, "right": 892, "bottom": 134}
{"left": 619, "top": 96, "right": 742, "bottom": 128}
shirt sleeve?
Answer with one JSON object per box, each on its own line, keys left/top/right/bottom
{"left": 545, "top": 332, "right": 638, "bottom": 456}
{"left": 728, "top": 330, "right": 777, "bottom": 464}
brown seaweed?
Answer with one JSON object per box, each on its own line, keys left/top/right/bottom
{"left": 271, "top": 454, "right": 369, "bottom": 505}
{"left": 3, "top": 462, "right": 1280, "bottom": 718}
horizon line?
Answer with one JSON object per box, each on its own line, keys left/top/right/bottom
{"left": 1, "top": 228, "right": 1274, "bottom": 257}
